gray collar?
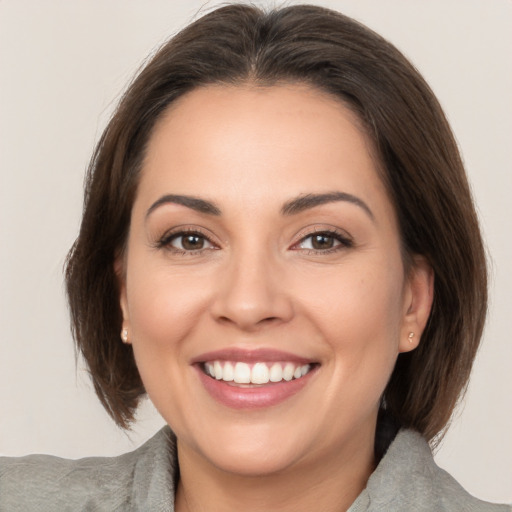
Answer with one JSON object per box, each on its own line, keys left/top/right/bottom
{"left": 134, "top": 427, "right": 508, "bottom": 511}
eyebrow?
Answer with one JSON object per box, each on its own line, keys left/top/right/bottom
{"left": 281, "top": 192, "right": 374, "bottom": 220}
{"left": 146, "top": 194, "right": 221, "bottom": 218}
{"left": 146, "top": 191, "right": 373, "bottom": 220}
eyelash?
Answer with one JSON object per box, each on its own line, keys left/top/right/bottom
{"left": 156, "top": 228, "right": 217, "bottom": 255}
{"left": 292, "top": 228, "right": 354, "bottom": 254}
{"left": 156, "top": 227, "right": 353, "bottom": 255}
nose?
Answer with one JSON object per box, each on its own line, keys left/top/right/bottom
{"left": 210, "top": 249, "right": 294, "bottom": 331}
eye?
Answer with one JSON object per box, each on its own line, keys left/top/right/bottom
{"left": 159, "top": 230, "right": 216, "bottom": 253}
{"left": 294, "top": 230, "right": 353, "bottom": 253}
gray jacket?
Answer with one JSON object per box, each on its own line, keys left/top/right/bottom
{"left": 0, "top": 427, "right": 509, "bottom": 511}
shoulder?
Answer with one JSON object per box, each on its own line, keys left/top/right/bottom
{"left": 0, "top": 426, "right": 177, "bottom": 512}
{"left": 355, "top": 429, "right": 511, "bottom": 512}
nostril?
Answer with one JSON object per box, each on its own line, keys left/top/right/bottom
{"left": 216, "top": 315, "right": 279, "bottom": 326}
{"left": 210, "top": 276, "right": 295, "bottom": 329}
{"left": 260, "top": 316, "right": 279, "bottom": 324}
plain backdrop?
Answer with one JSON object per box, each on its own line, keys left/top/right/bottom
{"left": 0, "top": 0, "right": 511, "bottom": 504}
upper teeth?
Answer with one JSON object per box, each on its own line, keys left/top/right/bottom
{"left": 204, "top": 361, "right": 311, "bottom": 384}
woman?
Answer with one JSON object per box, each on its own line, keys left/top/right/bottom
{"left": 0, "top": 4, "right": 509, "bottom": 511}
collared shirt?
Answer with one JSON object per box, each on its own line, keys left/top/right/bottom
{"left": 0, "top": 426, "right": 510, "bottom": 511}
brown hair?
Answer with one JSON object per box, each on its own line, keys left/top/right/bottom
{"left": 65, "top": 4, "right": 487, "bottom": 441}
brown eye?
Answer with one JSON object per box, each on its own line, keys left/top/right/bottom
{"left": 296, "top": 230, "right": 353, "bottom": 252}
{"left": 311, "top": 234, "right": 335, "bottom": 250}
{"left": 164, "top": 231, "right": 214, "bottom": 252}
{"left": 181, "top": 234, "right": 205, "bottom": 250}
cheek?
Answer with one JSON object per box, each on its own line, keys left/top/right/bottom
{"left": 124, "top": 263, "right": 213, "bottom": 422}
{"left": 297, "top": 256, "right": 405, "bottom": 392}
{"left": 301, "top": 258, "right": 404, "bottom": 341}
{"left": 125, "top": 258, "right": 212, "bottom": 364}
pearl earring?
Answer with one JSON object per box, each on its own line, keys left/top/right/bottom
{"left": 408, "top": 332, "right": 415, "bottom": 343}
{"left": 121, "top": 328, "right": 129, "bottom": 343}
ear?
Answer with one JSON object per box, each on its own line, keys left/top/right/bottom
{"left": 399, "top": 255, "right": 434, "bottom": 353}
{"left": 114, "top": 255, "right": 131, "bottom": 344}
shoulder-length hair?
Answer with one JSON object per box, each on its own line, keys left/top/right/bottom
{"left": 66, "top": 4, "right": 487, "bottom": 442}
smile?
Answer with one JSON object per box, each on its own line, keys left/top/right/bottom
{"left": 203, "top": 361, "right": 312, "bottom": 385}
{"left": 192, "top": 348, "right": 319, "bottom": 409}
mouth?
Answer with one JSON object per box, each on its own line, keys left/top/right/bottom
{"left": 202, "top": 360, "right": 315, "bottom": 385}
{"left": 192, "top": 349, "right": 319, "bottom": 409}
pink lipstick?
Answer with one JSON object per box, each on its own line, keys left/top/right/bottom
{"left": 192, "top": 348, "right": 318, "bottom": 409}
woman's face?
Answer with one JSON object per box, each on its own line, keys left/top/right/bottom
{"left": 119, "top": 84, "right": 432, "bottom": 476}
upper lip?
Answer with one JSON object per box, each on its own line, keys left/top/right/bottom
{"left": 190, "top": 348, "right": 316, "bottom": 365}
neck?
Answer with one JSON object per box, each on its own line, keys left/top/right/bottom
{"left": 175, "top": 425, "right": 375, "bottom": 512}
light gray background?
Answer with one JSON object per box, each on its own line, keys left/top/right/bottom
{"left": 0, "top": 0, "right": 511, "bottom": 503}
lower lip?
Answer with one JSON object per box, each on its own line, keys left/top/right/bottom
{"left": 195, "top": 366, "right": 316, "bottom": 409}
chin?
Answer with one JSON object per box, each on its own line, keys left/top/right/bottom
{"left": 176, "top": 417, "right": 316, "bottom": 477}
{"left": 201, "top": 438, "right": 305, "bottom": 477}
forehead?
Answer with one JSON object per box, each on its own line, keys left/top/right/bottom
{"left": 136, "top": 84, "right": 389, "bottom": 218}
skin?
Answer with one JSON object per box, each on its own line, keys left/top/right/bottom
{"left": 118, "top": 84, "right": 433, "bottom": 512}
